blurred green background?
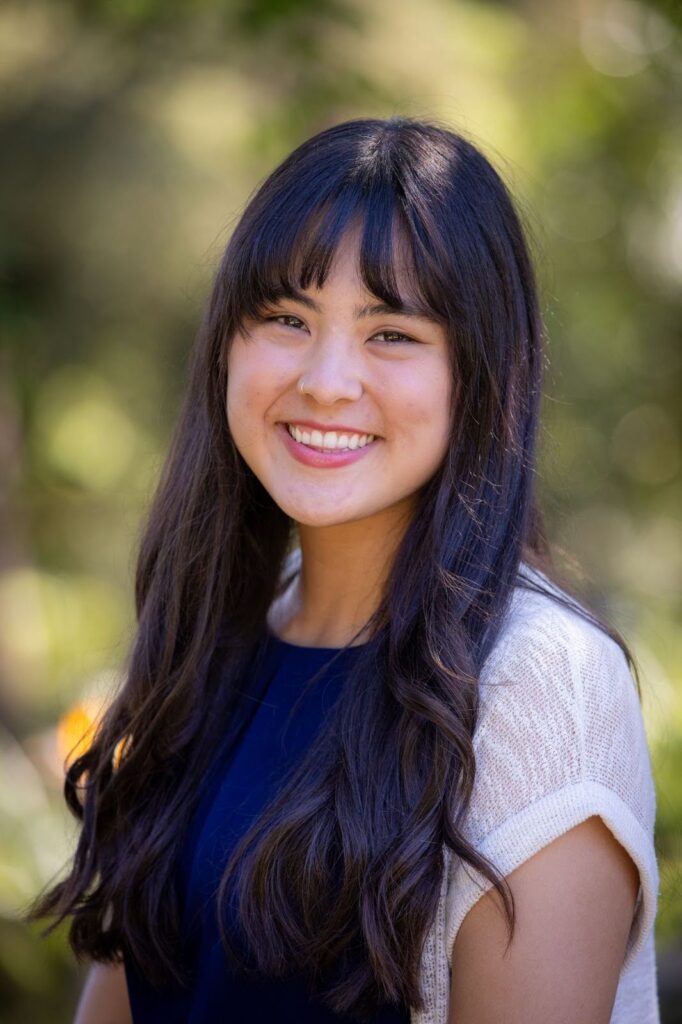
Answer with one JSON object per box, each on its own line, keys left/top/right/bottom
{"left": 1, "top": 0, "right": 680, "bottom": 1020}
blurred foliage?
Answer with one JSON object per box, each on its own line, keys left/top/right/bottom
{"left": 0, "top": 0, "right": 680, "bottom": 1019}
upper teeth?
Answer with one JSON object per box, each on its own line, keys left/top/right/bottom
{"left": 286, "top": 424, "right": 376, "bottom": 450}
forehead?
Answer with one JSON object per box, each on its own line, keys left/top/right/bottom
{"left": 228, "top": 195, "right": 451, "bottom": 336}
{"left": 308, "top": 216, "right": 420, "bottom": 289}
{"left": 322, "top": 221, "right": 411, "bottom": 283}
{"left": 277, "top": 220, "right": 441, "bottom": 323}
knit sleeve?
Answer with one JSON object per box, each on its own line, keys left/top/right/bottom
{"left": 443, "top": 597, "right": 660, "bottom": 976}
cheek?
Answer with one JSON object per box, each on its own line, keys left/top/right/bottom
{"left": 391, "top": 365, "right": 453, "bottom": 441}
{"left": 226, "top": 342, "right": 284, "bottom": 429}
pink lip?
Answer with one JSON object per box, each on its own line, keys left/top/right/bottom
{"left": 277, "top": 422, "right": 380, "bottom": 469}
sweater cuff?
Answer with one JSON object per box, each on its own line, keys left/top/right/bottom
{"left": 443, "top": 780, "right": 659, "bottom": 976}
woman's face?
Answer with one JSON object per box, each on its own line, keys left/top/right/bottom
{"left": 226, "top": 227, "right": 453, "bottom": 529}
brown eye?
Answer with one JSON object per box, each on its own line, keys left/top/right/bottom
{"left": 270, "top": 315, "right": 307, "bottom": 330}
{"left": 373, "top": 330, "right": 418, "bottom": 345}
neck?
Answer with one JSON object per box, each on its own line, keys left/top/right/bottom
{"left": 271, "top": 499, "right": 415, "bottom": 648}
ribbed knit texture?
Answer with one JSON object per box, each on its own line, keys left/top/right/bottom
{"left": 411, "top": 564, "right": 660, "bottom": 1023}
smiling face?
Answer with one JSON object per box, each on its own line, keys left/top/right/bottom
{"left": 226, "top": 224, "right": 454, "bottom": 531}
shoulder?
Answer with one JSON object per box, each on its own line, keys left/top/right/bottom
{"left": 477, "top": 563, "right": 645, "bottom": 750}
{"left": 443, "top": 562, "right": 659, "bottom": 975}
{"left": 483, "top": 561, "right": 632, "bottom": 692}
{"left": 469, "top": 565, "right": 655, "bottom": 833}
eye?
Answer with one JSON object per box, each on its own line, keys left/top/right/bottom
{"left": 263, "top": 315, "right": 417, "bottom": 344}
{"left": 268, "top": 314, "right": 308, "bottom": 331}
{"left": 373, "top": 330, "right": 419, "bottom": 345}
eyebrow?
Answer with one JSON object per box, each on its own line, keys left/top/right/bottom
{"left": 265, "top": 286, "right": 441, "bottom": 324}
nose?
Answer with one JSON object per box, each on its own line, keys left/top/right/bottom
{"left": 298, "top": 334, "right": 364, "bottom": 404}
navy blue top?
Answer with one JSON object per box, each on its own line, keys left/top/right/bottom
{"left": 124, "top": 631, "right": 411, "bottom": 1023}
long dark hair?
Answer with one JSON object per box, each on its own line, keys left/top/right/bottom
{"left": 25, "top": 116, "right": 638, "bottom": 1020}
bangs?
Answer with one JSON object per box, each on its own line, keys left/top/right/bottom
{"left": 226, "top": 185, "right": 446, "bottom": 334}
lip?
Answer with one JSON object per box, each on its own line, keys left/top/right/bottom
{"left": 277, "top": 422, "right": 380, "bottom": 469}
{"left": 281, "top": 419, "right": 381, "bottom": 436}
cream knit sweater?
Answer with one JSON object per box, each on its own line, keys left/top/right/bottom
{"left": 412, "top": 563, "right": 660, "bottom": 1024}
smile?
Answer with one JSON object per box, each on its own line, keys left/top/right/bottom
{"left": 286, "top": 423, "right": 376, "bottom": 452}
{"left": 277, "top": 422, "right": 380, "bottom": 469}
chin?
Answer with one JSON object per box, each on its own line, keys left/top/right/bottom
{"left": 271, "top": 495, "right": 364, "bottom": 528}
{"left": 287, "top": 509, "right": 357, "bottom": 528}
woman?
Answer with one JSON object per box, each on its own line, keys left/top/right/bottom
{"left": 27, "top": 116, "right": 660, "bottom": 1023}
